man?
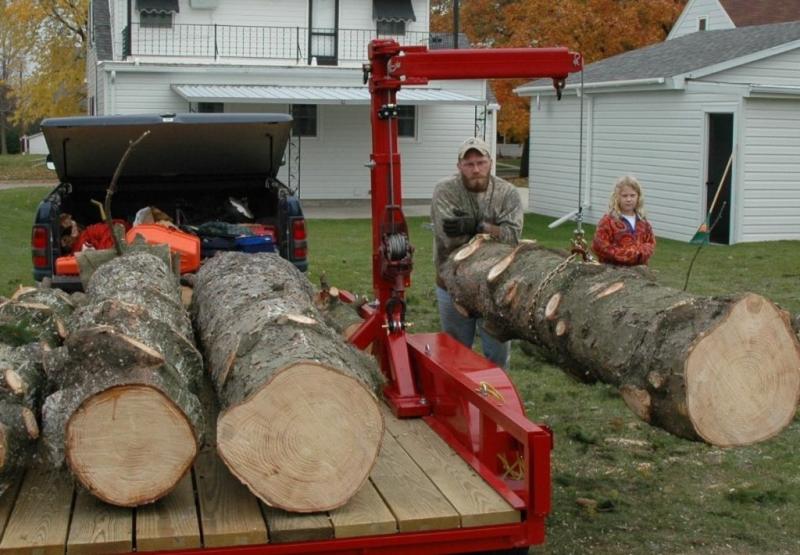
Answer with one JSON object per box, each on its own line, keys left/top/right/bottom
{"left": 431, "top": 137, "right": 523, "bottom": 369}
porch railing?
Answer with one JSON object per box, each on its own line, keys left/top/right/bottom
{"left": 123, "top": 23, "right": 435, "bottom": 63}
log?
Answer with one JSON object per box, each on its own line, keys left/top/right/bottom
{"left": 0, "top": 286, "right": 74, "bottom": 495}
{"left": 192, "top": 252, "right": 384, "bottom": 512}
{"left": 0, "top": 287, "right": 75, "bottom": 347}
{"left": 0, "top": 343, "right": 46, "bottom": 496}
{"left": 440, "top": 239, "right": 800, "bottom": 447}
{"left": 42, "top": 251, "right": 204, "bottom": 506}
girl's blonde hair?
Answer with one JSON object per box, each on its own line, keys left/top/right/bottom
{"left": 608, "top": 175, "right": 646, "bottom": 218}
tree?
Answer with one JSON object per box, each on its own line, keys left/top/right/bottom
{"left": 0, "top": 0, "right": 26, "bottom": 154}
{"left": 431, "top": 0, "right": 687, "bottom": 142}
{"left": 4, "top": 0, "right": 88, "bottom": 128}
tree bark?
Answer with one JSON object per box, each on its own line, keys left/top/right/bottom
{"left": 0, "top": 342, "right": 45, "bottom": 496}
{"left": 440, "top": 236, "right": 800, "bottom": 447}
{"left": 42, "top": 251, "right": 203, "bottom": 507}
{"left": 192, "top": 252, "right": 384, "bottom": 512}
{"left": 0, "top": 287, "right": 75, "bottom": 347}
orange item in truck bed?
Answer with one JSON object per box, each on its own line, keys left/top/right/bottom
{"left": 126, "top": 224, "right": 201, "bottom": 273}
{"left": 55, "top": 255, "right": 79, "bottom": 275}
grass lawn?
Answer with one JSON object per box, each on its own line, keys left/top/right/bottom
{"left": 0, "top": 154, "right": 57, "bottom": 181}
{"left": 1, "top": 186, "right": 799, "bottom": 554}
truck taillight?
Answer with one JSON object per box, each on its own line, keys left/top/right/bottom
{"left": 292, "top": 219, "right": 307, "bottom": 260}
{"left": 32, "top": 226, "right": 49, "bottom": 268}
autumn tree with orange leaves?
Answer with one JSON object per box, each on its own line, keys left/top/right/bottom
{"left": 432, "top": 0, "right": 686, "bottom": 141}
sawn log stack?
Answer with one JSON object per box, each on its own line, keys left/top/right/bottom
{"left": 440, "top": 235, "right": 800, "bottom": 447}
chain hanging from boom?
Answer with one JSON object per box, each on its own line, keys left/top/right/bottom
{"left": 570, "top": 67, "right": 593, "bottom": 262}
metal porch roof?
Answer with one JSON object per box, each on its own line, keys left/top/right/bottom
{"left": 373, "top": 0, "right": 416, "bottom": 22}
{"left": 171, "top": 84, "right": 483, "bottom": 105}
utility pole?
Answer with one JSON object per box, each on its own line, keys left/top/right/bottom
{"left": 452, "top": 0, "right": 459, "bottom": 48}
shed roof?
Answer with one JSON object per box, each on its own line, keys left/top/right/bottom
{"left": 720, "top": 0, "right": 800, "bottom": 27}
{"left": 519, "top": 21, "right": 800, "bottom": 91}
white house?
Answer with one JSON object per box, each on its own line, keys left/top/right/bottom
{"left": 21, "top": 132, "right": 49, "bottom": 155}
{"left": 668, "top": 0, "right": 800, "bottom": 39}
{"left": 87, "top": 0, "right": 497, "bottom": 200}
{"left": 517, "top": 2, "right": 800, "bottom": 244}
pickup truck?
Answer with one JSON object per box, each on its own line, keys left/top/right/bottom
{"left": 31, "top": 113, "right": 308, "bottom": 290}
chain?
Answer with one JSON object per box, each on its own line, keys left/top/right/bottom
{"left": 527, "top": 253, "right": 579, "bottom": 343}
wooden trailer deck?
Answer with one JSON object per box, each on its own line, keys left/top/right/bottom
{"left": 0, "top": 406, "right": 518, "bottom": 554}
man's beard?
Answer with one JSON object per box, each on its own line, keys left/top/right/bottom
{"left": 463, "top": 174, "right": 490, "bottom": 192}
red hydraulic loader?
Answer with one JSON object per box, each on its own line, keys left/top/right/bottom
{"left": 338, "top": 39, "right": 584, "bottom": 553}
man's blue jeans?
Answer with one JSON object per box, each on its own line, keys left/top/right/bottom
{"left": 436, "top": 286, "right": 510, "bottom": 369}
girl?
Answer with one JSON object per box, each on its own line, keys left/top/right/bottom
{"left": 592, "top": 176, "right": 655, "bottom": 266}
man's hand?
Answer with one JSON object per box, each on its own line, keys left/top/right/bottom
{"left": 442, "top": 210, "right": 477, "bottom": 237}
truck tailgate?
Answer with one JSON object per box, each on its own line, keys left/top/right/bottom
{"left": 0, "top": 405, "right": 519, "bottom": 555}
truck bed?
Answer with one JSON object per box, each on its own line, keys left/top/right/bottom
{"left": 0, "top": 405, "right": 518, "bottom": 554}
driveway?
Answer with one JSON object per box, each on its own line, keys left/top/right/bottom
{"left": 0, "top": 182, "right": 528, "bottom": 218}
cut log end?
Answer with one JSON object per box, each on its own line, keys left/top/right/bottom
{"left": 4, "top": 369, "right": 25, "bottom": 396}
{"left": 685, "top": 294, "right": 800, "bottom": 447}
{"left": 65, "top": 384, "right": 198, "bottom": 507}
{"left": 620, "top": 386, "right": 652, "bottom": 422}
{"left": 217, "top": 362, "right": 384, "bottom": 513}
{"left": 545, "top": 293, "right": 562, "bottom": 321}
{"left": 596, "top": 282, "right": 625, "bottom": 299}
{"left": 453, "top": 234, "right": 490, "bottom": 262}
{"left": 487, "top": 251, "right": 516, "bottom": 283}
{"left": 22, "top": 407, "right": 39, "bottom": 439}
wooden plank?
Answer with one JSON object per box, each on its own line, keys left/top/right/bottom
{"left": 0, "top": 468, "right": 73, "bottom": 555}
{"left": 66, "top": 488, "right": 132, "bottom": 554}
{"left": 135, "top": 472, "right": 201, "bottom": 552}
{"left": 0, "top": 474, "right": 23, "bottom": 540}
{"left": 384, "top": 412, "right": 520, "bottom": 527}
{"left": 262, "top": 505, "right": 332, "bottom": 544}
{"left": 369, "top": 430, "right": 460, "bottom": 532}
{"left": 195, "top": 451, "right": 268, "bottom": 547}
{"left": 328, "top": 480, "right": 396, "bottom": 538}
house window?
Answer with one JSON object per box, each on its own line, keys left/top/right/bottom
{"left": 377, "top": 20, "right": 406, "bottom": 36}
{"left": 292, "top": 104, "right": 318, "bottom": 137}
{"left": 397, "top": 105, "right": 415, "bottom": 138}
{"left": 140, "top": 12, "right": 173, "bottom": 28}
{"left": 698, "top": 17, "right": 708, "bottom": 31}
{"left": 198, "top": 102, "right": 224, "bottom": 113}
{"left": 309, "top": 0, "right": 338, "bottom": 65}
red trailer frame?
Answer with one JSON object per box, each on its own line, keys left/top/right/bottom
{"left": 143, "top": 40, "right": 581, "bottom": 555}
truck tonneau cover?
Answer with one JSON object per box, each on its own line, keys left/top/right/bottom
{"left": 40, "top": 113, "right": 293, "bottom": 185}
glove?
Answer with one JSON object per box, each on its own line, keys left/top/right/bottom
{"left": 442, "top": 214, "right": 477, "bottom": 237}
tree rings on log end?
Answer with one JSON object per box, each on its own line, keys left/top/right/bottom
{"left": 216, "top": 362, "right": 384, "bottom": 513}
{"left": 685, "top": 294, "right": 800, "bottom": 447}
{"left": 65, "top": 384, "right": 198, "bottom": 506}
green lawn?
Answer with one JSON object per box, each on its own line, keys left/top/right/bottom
{"left": 0, "top": 154, "right": 57, "bottom": 181}
{"left": 1, "top": 186, "right": 799, "bottom": 554}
